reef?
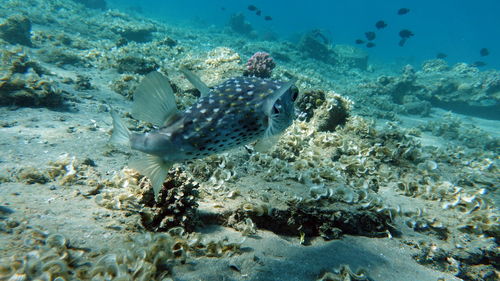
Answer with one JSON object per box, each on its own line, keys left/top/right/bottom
{"left": 298, "top": 30, "right": 368, "bottom": 70}
{"left": 0, "top": 14, "right": 32, "bottom": 46}
{"left": 228, "top": 13, "right": 254, "bottom": 37}
{"left": 357, "top": 62, "right": 500, "bottom": 119}
{"left": 0, "top": 47, "right": 63, "bottom": 107}
{"left": 72, "top": 0, "right": 107, "bottom": 10}
{"left": 244, "top": 51, "right": 276, "bottom": 78}
{"left": 0, "top": 1, "right": 498, "bottom": 280}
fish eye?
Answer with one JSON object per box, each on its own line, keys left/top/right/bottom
{"left": 272, "top": 105, "right": 280, "bottom": 114}
{"left": 290, "top": 86, "right": 299, "bottom": 101}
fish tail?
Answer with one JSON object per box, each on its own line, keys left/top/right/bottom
{"left": 109, "top": 107, "right": 131, "bottom": 146}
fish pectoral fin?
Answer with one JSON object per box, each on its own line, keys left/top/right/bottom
{"left": 130, "top": 155, "right": 173, "bottom": 201}
{"left": 179, "top": 67, "right": 211, "bottom": 98}
{"left": 253, "top": 134, "right": 280, "bottom": 153}
{"left": 132, "top": 71, "right": 179, "bottom": 126}
{"left": 109, "top": 107, "right": 131, "bottom": 146}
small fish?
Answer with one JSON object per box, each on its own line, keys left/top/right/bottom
{"left": 436, "top": 53, "right": 447, "bottom": 59}
{"left": 248, "top": 5, "right": 258, "bottom": 11}
{"left": 399, "top": 29, "right": 414, "bottom": 38}
{"left": 471, "top": 61, "right": 486, "bottom": 67}
{"left": 375, "top": 20, "right": 387, "bottom": 29}
{"left": 355, "top": 39, "right": 365, "bottom": 44}
{"left": 365, "top": 31, "right": 376, "bottom": 41}
{"left": 366, "top": 42, "right": 376, "bottom": 48}
{"left": 264, "top": 16, "right": 272, "bottom": 21}
{"left": 398, "top": 8, "right": 410, "bottom": 15}
{"left": 480, "top": 48, "right": 489, "bottom": 56}
{"left": 256, "top": 10, "right": 261, "bottom": 16}
{"left": 110, "top": 70, "right": 298, "bottom": 200}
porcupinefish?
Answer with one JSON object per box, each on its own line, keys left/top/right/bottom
{"left": 110, "top": 69, "right": 298, "bottom": 200}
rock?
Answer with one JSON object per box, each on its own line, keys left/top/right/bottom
{"left": 333, "top": 45, "right": 368, "bottom": 70}
{"left": 73, "top": 0, "right": 107, "bottom": 10}
{"left": 0, "top": 15, "right": 32, "bottom": 46}
{"left": 116, "top": 56, "right": 159, "bottom": 75}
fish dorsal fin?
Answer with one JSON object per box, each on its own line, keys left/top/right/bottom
{"left": 163, "top": 112, "right": 183, "bottom": 127}
{"left": 132, "top": 71, "right": 179, "bottom": 126}
{"left": 180, "top": 67, "right": 210, "bottom": 98}
{"left": 262, "top": 79, "right": 295, "bottom": 116}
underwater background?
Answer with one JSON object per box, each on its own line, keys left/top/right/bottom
{"left": 0, "top": 0, "right": 499, "bottom": 281}
{"left": 111, "top": 0, "right": 500, "bottom": 69}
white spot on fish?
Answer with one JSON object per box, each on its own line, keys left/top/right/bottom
{"left": 196, "top": 103, "right": 202, "bottom": 109}
{"left": 236, "top": 88, "right": 242, "bottom": 92}
{"left": 213, "top": 108, "right": 220, "bottom": 113}
{"left": 206, "top": 117, "right": 213, "bottom": 122}
{"left": 209, "top": 99, "right": 215, "bottom": 104}
{"left": 200, "top": 109, "right": 207, "bottom": 114}
{"left": 249, "top": 84, "right": 255, "bottom": 88}
{"left": 247, "top": 91, "right": 254, "bottom": 95}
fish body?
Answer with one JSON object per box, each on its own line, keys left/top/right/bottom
{"left": 480, "top": 48, "right": 489, "bottom": 57}
{"left": 399, "top": 29, "right": 414, "bottom": 39}
{"left": 398, "top": 8, "right": 410, "bottom": 15}
{"left": 132, "top": 76, "right": 296, "bottom": 161}
{"left": 375, "top": 20, "right": 387, "bottom": 29}
{"left": 110, "top": 71, "right": 297, "bottom": 199}
{"left": 365, "top": 31, "right": 376, "bottom": 41}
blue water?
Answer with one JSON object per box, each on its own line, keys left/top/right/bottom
{"left": 110, "top": 0, "right": 500, "bottom": 69}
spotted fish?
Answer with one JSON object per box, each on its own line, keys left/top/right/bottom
{"left": 110, "top": 69, "right": 298, "bottom": 199}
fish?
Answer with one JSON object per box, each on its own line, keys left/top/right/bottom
{"left": 366, "top": 42, "right": 376, "bottom": 48}
{"left": 375, "top": 20, "right": 387, "bottom": 29}
{"left": 398, "top": 38, "right": 407, "bottom": 47}
{"left": 436, "top": 53, "right": 447, "bottom": 59}
{"left": 365, "top": 31, "right": 376, "bottom": 41}
{"left": 480, "top": 48, "right": 489, "bottom": 56}
{"left": 256, "top": 10, "right": 261, "bottom": 16}
{"left": 248, "top": 5, "right": 258, "bottom": 11}
{"left": 355, "top": 39, "right": 365, "bottom": 44}
{"left": 399, "top": 29, "right": 414, "bottom": 38}
{"left": 110, "top": 70, "right": 298, "bottom": 200}
{"left": 264, "top": 16, "right": 272, "bottom": 21}
{"left": 398, "top": 8, "right": 410, "bottom": 15}
{"left": 471, "top": 61, "right": 486, "bottom": 67}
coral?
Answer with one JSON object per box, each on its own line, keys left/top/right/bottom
{"left": 116, "top": 56, "right": 159, "bottom": 74}
{"left": 313, "top": 93, "right": 352, "bottom": 132}
{"left": 111, "top": 21, "right": 156, "bottom": 43}
{"left": 110, "top": 74, "right": 140, "bottom": 99}
{"left": 74, "top": 74, "right": 93, "bottom": 90}
{"left": 243, "top": 52, "right": 276, "bottom": 78}
{"left": 421, "top": 59, "right": 449, "bottom": 72}
{"left": 45, "top": 154, "right": 103, "bottom": 187}
{"left": 298, "top": 30, "right": 334, "bottom": 63}
{"left": 332, "top": 45, "right": 368, "bottom": 70}
{"left": 228, "top": 13, "right": 253, "bottom": 36}
{"left": 0, "top": 14, "right": 32, "bottom": 46}
{"left": 140, "top": 167, "right": 200, "bottom": 232}
{"left": 0, "top": 223, "right": 242, "bottom": 280}
{"left": 0, "top": 47, "right": 62, "bottom": 107}
{"left": 295, "top": 89, "right": 326, "bottom": 121}
{"left": 72, "top": 0, "right": 107, "bottom": 10}
{"left": 15, "top": 167, "right": 49, "bottom": 184}
{"left": 37, "top": 48, "right": 84, "bottom": 67}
